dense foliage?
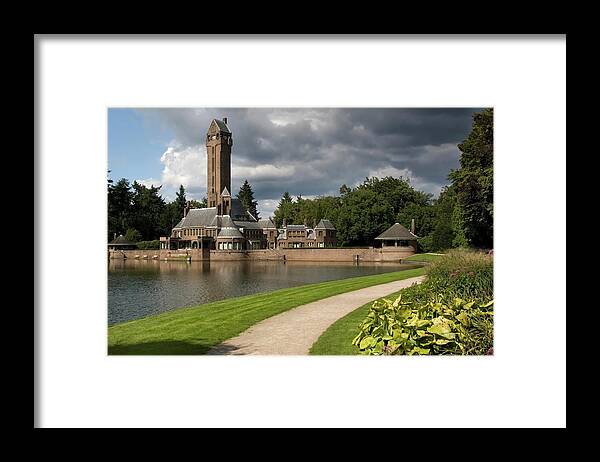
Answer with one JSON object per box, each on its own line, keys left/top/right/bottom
{"left": 135, "top": 240, "right": 161, "bottom": 250}
{"left": 448, "top": 108, "right": 494, "bottom": 248}
{"left": 352, "top": 250, "right": 494, "bottom": 355}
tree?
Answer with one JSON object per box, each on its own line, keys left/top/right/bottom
{"left": 429, "top": 186, "right": 458, "bottom": 251}
{"left": 124, "top": 228, "right": 142, "bottom": 242}
{"left": 448, "top": 108, "right": 494, "bottom": 248}
{"left": 130, "top": 181, "right": 166, "bottom": 241}
{"left": 189, "top": 197, "right": 207, "bottom": 209}
{"left": 397, "top": 201, "right": 436, "bottom": 239}
{"left": 236, "top": 179, "right": 259, "bottom": 219}
{"left": 273, "top": 191, "right": 296, "bottom": 227}
{"left": 174, "top": 185, "right": 187, "bottom": 219}
{"left": 107, "top": 178, "right": 133, "bottom": 241}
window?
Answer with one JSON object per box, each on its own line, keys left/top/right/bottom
{"left": 399, "top": 240, "right": 409, "bottom": 247}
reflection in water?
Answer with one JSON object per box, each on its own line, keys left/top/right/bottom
{"left": 108, "top": 259, "right": 422, "bottom": 326}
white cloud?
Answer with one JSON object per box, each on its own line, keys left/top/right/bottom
{"left": 233, "top": 164, "right": 295, "bottom": 182}
{"left": 160, "top": 143, "right": 206, "bottom": 190}
{"left": 257, "top": 199, "right": 279, "bottom": 218}
{"left": 136, "top": 178, "right": 162, "bottom": 188}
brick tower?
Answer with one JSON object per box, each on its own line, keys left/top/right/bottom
{"left": 206, "top": 117, "right": 233, "bottom": 214}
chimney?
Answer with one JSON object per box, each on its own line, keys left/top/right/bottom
{"left": 183, "top": 201, "right": 190, "bottom": 218}
{"left": 223, "top": 117, "right": 228, "bottom": 125}
{"left": 313, "top": 219, "right": 316, "bottom": 229}
{"left": 114, "top": 232, "right": 117, "bottom": 240}
{"left": 283, "top": 218, "right": 287, "bottom": 228}
{"left": 411, "top": 218, "right": 415, "bottom": 234}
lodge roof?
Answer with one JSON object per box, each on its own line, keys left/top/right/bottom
{"left": 172, "top": 199, "right": 256, "bottom": 229}
{"left": 175, "top": 207, "right": 218, "bottom": 228}
{"left": 315, "top": 219, "right": 335, "bottom": 230}
{"left": 375, "top": 223, "right": 418, "bottom": 240}
{"left": 217, "top": 216, "right": 244, "bottom": 239}
{"left": 108, "top": 234, "right": 136, "bottom": 246}
{"left": 217, "top": 227, "right": 245, "bottom": 238}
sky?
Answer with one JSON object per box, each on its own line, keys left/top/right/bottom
{"left": 108, "top": 108, "right": 484, "bottom": 218}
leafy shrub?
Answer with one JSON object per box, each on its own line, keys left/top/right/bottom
{"left": 136, "top": 240, "right": 160, "bottom": 250}
{"left": 352, "top": 249, "right": 493, "bottom": 355}
{"left": 352, "top": 294, "right": 493, "bottom": 355}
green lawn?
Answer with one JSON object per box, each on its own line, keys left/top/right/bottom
{"left": 309, "top": 286, "right": 416, "bottom": 355}
{"left": 403, "top": 253, "right": 444, "bottom": 262}
{"left": 108, "top": 267, "right": 426, "bottom": 355}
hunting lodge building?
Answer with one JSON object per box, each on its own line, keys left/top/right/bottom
{"left": 159, "top": 118, "right": 337, "bottom": 252}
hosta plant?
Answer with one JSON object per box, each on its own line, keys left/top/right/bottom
{"left": 352, "top": 294, "right": 493, "bottom": 355}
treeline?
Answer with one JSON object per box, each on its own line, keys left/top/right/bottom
{"left": 108, "top": 177, "right": 261, "bottom": 243}
{"left": 272, "top": 108, "right": 493, "bottom": 251}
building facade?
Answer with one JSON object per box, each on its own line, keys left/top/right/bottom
{"left": 276, "top": 219, "right": 337, "bottom": 249}
{"left": 160, "top": 118, "right": 336, "bottom": 251}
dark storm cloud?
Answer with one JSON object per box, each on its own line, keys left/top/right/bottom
{"left": 136, "top": 107, "right": 484, "bottom": 214}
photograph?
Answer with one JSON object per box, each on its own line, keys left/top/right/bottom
{"left": 107, "top": 107, "right": 494, "bottom": 356}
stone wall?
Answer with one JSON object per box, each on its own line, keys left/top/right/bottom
{"left": 109, "top": 246, "right": 416, "bottom": 262}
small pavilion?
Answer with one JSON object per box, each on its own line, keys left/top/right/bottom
{"left": 374, "top": 222, "right": 418, "bottom": 250}
{"left": 108, "top": 234, "right": 138, "bottom": 250}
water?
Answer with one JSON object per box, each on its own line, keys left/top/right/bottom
{"left": 107, "top": 259, "right": 422, "bottom": 326}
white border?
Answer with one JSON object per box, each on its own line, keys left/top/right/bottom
{"left": 36, "top": 36, "right": 566, "bottom": 428}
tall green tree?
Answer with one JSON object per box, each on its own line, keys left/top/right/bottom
{"left": 429, "top": 186, "right": 458, "bottom": 251}
{"left": 174, "top": 184, "right": 187, "bottom": 218}
{"left": 448, "top": 108, "right": 494, "bottom": 248}
{"left": 107, "top": 178, "right": 133, "bottom": 241}
{"left": 130, "top": 181, "right": 166, "bottom": 241}
{"left": 236, "top": 179, "right": 259, "bottom": 219}
{"left": 273, "top": 191, "right": 295, "bottom": 227}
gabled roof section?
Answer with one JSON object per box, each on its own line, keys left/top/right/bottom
{"left": 315, "top": 219, "right": 336, "bottom": 230}
{"left": 176, "top": 207, "right": 218, "bottom": 228}
{"left": 209, "top": 118, "right": 231, "bottom": 135}
{"left": 219, "top": 215, "right": 236, "bottom": 228}
{"left": 217, "top": 215, "right": 244, "bottom": 239}
{"left": 217, "top": 227, "right": 244, "bottom": 239}
{"left": 375, "top": 223, "right": 418, "bottom": 240}
{"left": 221, "top": 186, "right": 231, "bottom": 197}
{"left": 257, "top": 218, "right": 276, "bottom": 229}
{"left": 108, "top": 234, "right": 136, "bottom": 245}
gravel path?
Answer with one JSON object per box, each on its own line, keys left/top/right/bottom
{"left": 207, "top": 275, "right": 425, "bottom": 355}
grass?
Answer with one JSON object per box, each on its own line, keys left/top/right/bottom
{"left": 402, "top": 253, "right": 444, "bottom": 262}
{"left": 108, "top": 267, "right": 426, "bottom": 355}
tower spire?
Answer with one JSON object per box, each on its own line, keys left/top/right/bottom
{"left": 206, "top": 118, "right": 232, "bottom": 212}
